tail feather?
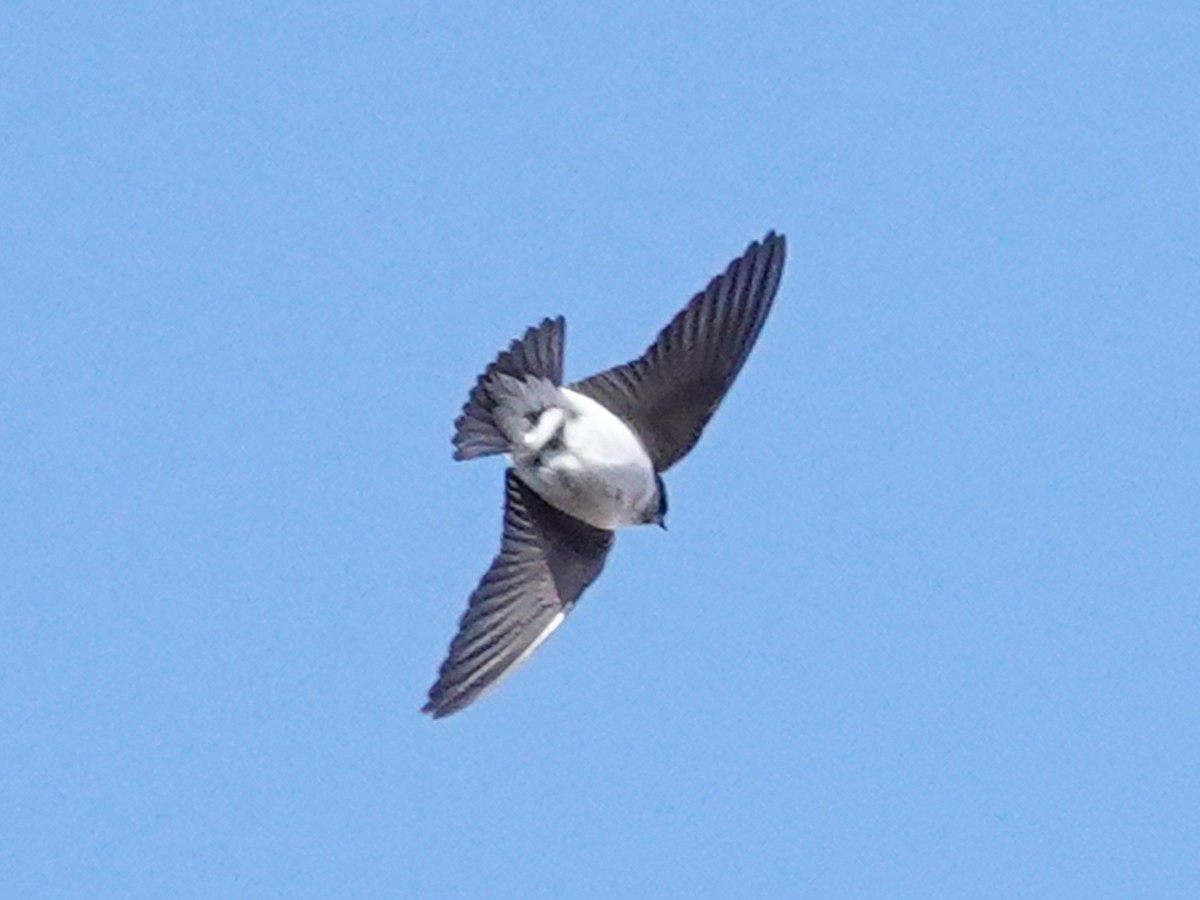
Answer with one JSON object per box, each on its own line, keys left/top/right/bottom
{"left": 453, "top": 317, "right": 565, "bottom": 461}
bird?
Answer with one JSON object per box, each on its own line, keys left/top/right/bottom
{"left": 423, "top": 231, "right": 787, "bottom": 718}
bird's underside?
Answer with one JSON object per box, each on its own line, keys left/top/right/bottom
{"left": 423, "top": 231, "right": 786, "bottom": 718}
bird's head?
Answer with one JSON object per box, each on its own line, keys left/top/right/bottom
{"left": 645, "top": 473, "right": 668, "bottom": 530}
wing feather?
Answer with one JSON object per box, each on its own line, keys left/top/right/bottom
{"left": 571, "top": 233, "right": 786, "bottom": 471}
{"left": 423, "top": 470, "right": 614, "bottom": 718}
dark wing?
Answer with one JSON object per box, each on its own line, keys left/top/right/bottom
{"left": 571, "top": 232, "right": 785, "bottom": 472}
{"left": 423, "top": 469, "right": 614, "bottom": 718}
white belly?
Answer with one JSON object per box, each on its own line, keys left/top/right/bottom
{"left": 513, "top": 388, "right": 657, "bottom": 530}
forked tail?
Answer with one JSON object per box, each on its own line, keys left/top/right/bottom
{"left": 452, "top": 316, "right": 565, "bottom": 460}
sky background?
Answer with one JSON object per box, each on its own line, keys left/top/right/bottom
{"left": 3, "top": 2, "right": 1199, "bottom": 897}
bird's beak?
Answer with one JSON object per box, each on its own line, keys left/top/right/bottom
{"left": 657, "top": 517, "right": 667, "bottom": 531}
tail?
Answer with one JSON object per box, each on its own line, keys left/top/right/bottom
{"left": 452, "top": 317, "right": 565, "bottom": 461}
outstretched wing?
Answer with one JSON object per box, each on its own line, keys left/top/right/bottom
{"left": 423, "top": 469, "right": 614, "bottom": 718}
{"left": 571, "top": 232, "right": 786, "bottom": 472}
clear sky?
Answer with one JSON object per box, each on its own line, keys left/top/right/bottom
{"left": 3, "top": 3, "right": 1198, "bottom": 897}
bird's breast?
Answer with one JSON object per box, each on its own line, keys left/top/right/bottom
{"left": 513, "top": 388, "right": 657, "bottom": 530}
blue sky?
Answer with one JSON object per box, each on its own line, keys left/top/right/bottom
{"left": 3, "top": 2, "right": 1198, "bottom": 897}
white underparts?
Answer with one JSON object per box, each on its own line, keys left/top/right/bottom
{"left": 512, "top": 388, "right": 658, "bottom": 530}
{"left": 522, "top": 406, "right": 566, "bottom": 453}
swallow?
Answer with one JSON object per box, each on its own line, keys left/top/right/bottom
{"left": 423, "top": 232, "right": 786, "bottom": 717}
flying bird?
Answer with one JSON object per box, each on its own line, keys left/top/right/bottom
{"left": 423, "top": 232, "right": 787, "bottom": 717}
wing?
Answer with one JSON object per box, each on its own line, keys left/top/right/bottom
{"left": 423, "top": 469, "right": 614, "bottom": 718}
{"left": 571, "top": 232, "right": 786, "bottom": 472}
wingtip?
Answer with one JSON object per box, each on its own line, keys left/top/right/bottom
{"left": 422, "top": 694, "right": 467, "bottom": 720}
{"left": 421, "top": 692, "right": 454, "bottom": 719}
{"left": 753, "top": 231, "right": 787, "bottom": 277}
{"left": 759, "top": 229, "right": 786, "bottom": 252}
